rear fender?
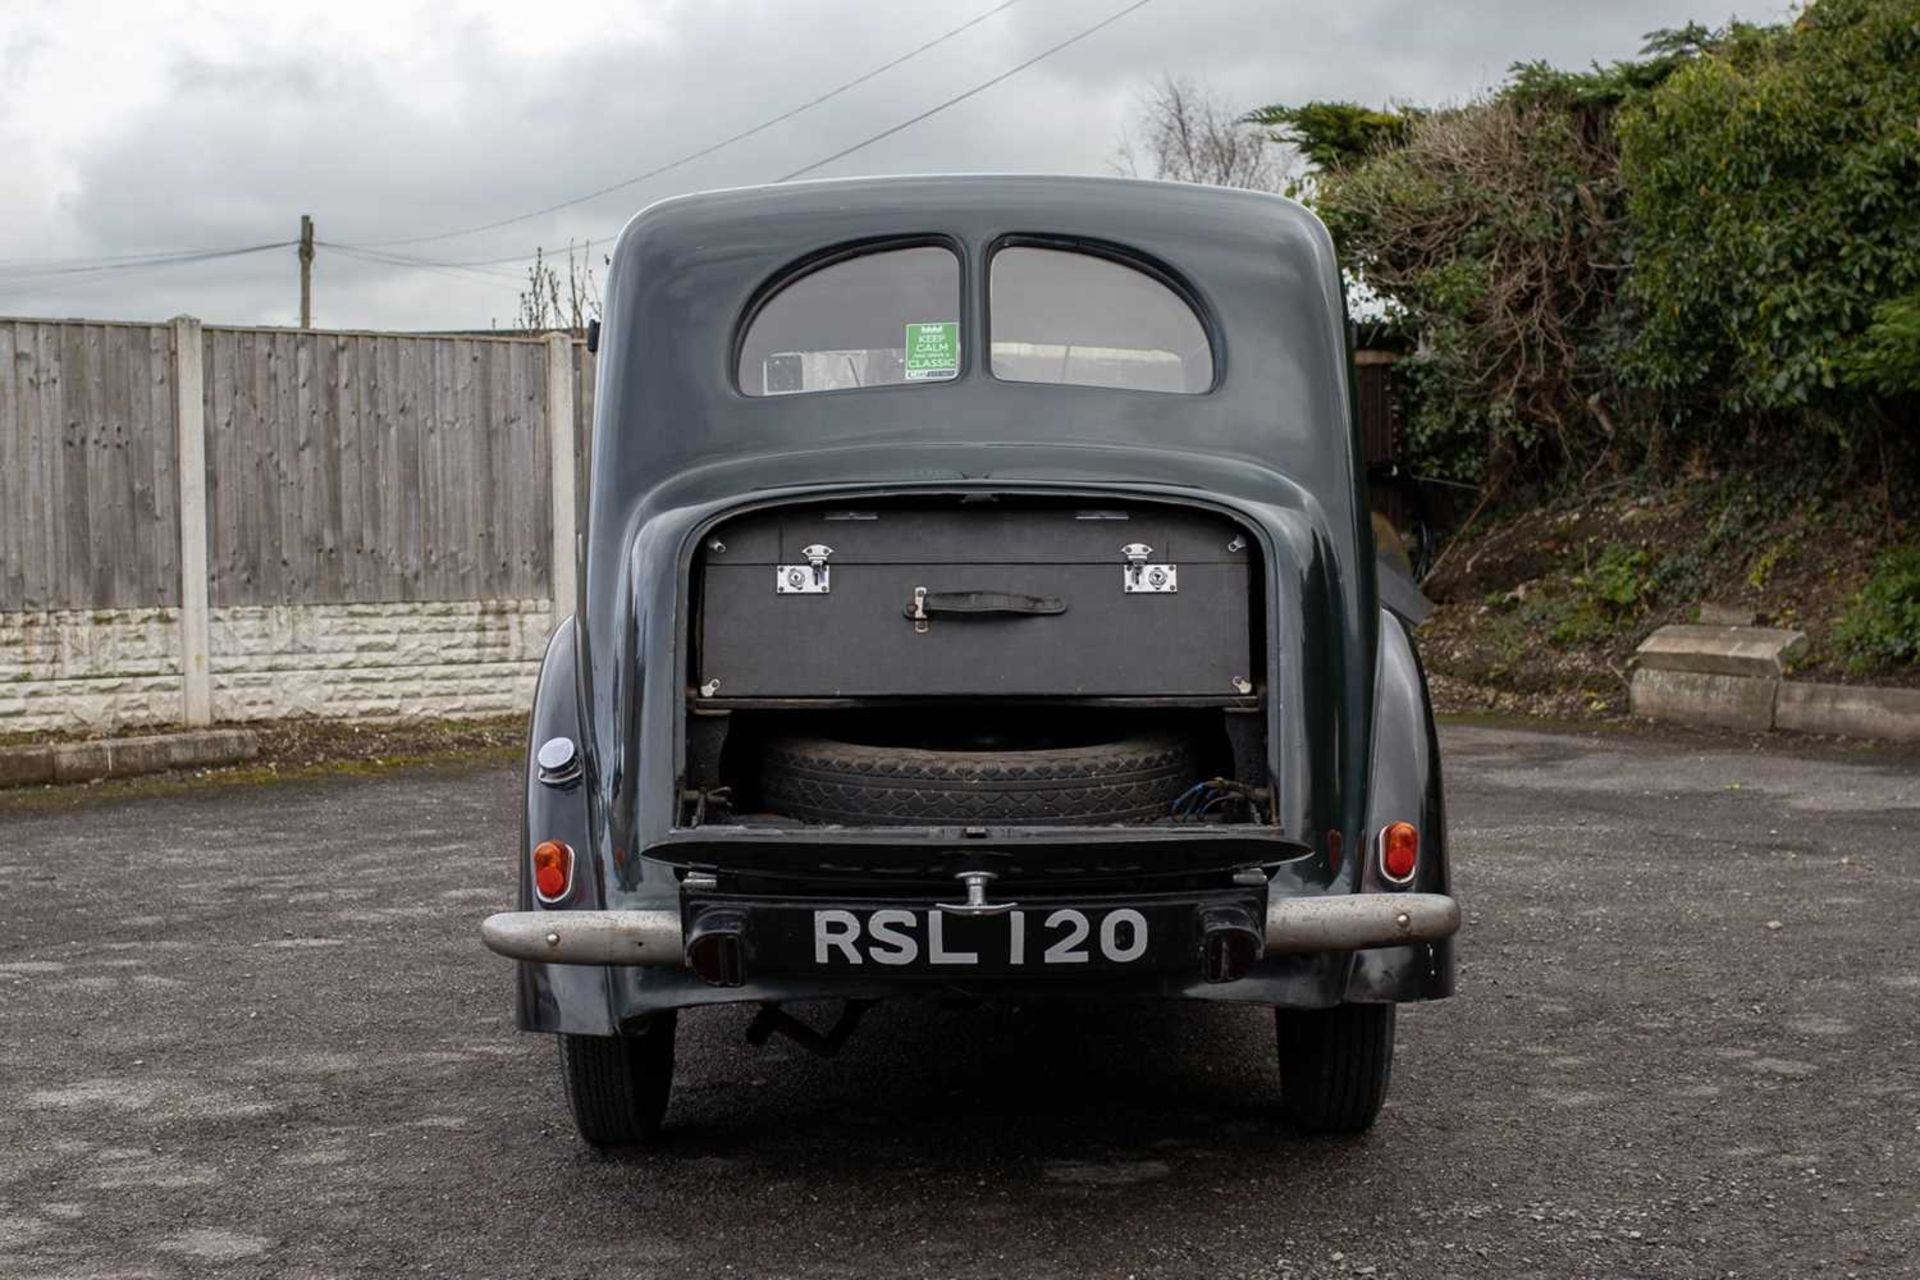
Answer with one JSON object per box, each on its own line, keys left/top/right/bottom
{"left": 1347, "top": 608, "right": 1455, "bottom": 1001}
{"left": 513, "top": 617, "right": 620, "bottom": 1034}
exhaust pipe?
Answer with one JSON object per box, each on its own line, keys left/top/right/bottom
{"left": 1198, "top": 905, "right": 1263, "bottom": 983}
{"left": 684, "top": 908, "right": 748, "bottom": 986}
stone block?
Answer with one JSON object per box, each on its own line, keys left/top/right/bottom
{"left": 1775, "top": 681, "right": 1920, "bottom": 743}
{"left": 1634, "top": 624, "right": 1808, "bottom": 679}
{"left": 1630, "top": 667, "right": 1778, "bottom": 732}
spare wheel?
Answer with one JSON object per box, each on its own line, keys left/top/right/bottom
{"left": 756, "top": 728, "right": 1201, "bottom": 825}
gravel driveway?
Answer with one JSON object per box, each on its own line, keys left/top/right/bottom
{"left": 2, "top": 723, "right": 1915, "bottom": 1278}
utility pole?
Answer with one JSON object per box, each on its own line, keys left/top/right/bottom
{"left": 298, "top": 214, "right": 314, "bottom": 329}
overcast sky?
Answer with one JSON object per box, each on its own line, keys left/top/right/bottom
{"left": 0, "top": 0, "right": 1768, "bottom": 331}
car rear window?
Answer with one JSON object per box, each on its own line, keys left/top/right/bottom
{"left": 738, "top": 245, "right": 961, "bottom": 396}
{"left": 989, "top": 246, "right": 1212, "bottom": 394}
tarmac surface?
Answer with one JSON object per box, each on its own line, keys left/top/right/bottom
{"left": 2, "top": 722, "right": 1916, "bottom": 1278}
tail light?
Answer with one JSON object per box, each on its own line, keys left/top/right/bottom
{"left": 1379, "top": 822, "right": 1418, "bottom": 884}
{"left": 532, "top": 840, "right": 573, "bottom": 903}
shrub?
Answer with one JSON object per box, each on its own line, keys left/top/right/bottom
{"left": 1838, "top": 292, "right": 1920, "bottom": 398}
{"left": 1306, "top": 97, "right": 1632, "bottom": 487}
{"left": 1617, "top": 0, "right": 1920, "bottom": 438}
{"left": 1833, "top": 546, "right": 1920, "bottom": 669}
{"left": 1247, "top": 2, "right": 1919, "bottom": 495}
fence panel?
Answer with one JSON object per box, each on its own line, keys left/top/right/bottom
{"left": 203, "top": 328, "right": 552, "bottom": 606}
{"left": 0, "top": 319, "right": 179, "bottom": 610}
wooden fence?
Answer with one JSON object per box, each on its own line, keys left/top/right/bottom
{"left": 1, "top": 316, "right": 593, "bottom": 613}
{"left": 1, "top": 320, "right": 183, "bottom": 610}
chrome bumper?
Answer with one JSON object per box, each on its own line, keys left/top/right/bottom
{"left": 1261, "top": 892, "right": 1459, "bottom": 953}
{"left": 480, "top": 892, "right": 1458, "bottom": 968}
{"left": 480, "top": 909, "right": 683, "bottom": 965}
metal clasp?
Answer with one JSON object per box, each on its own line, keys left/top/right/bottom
{"left": 910, "top": 585, "right": 929, "bottom": 634}
{"left": 776, "top": 543, "right": 834, "bottom": 594}
{"left": 937, "top": 870, "right": 1015, "bottom": 917}
{"left": 1121, "top": 542, "right": 1177, "bottom": 594}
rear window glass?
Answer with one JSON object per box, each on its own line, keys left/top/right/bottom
{"left": 738, "top": 245, "right": 961, "bottom": 396}
{"left": 990, "top": 246, "right": 1212, "bottom": 394}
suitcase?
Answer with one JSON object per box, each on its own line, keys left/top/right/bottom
{"left": 696, "top": 504, "right": 1253, "bottom": 700}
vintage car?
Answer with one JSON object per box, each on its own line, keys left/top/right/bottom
{"left": 481, "top": 174, "right": 1458, "bottom": 1145}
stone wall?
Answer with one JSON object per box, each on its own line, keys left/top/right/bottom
{"left": 2, "top": 600, "right": 550, "bottom": 734}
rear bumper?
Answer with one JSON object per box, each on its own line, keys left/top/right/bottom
{"left": 480, "top": 892, "right": 1459, "bottom": 967}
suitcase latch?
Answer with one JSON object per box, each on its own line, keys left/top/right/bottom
{"left": 1121, "top": 542, "right": 1177, "bottom": 594}
{"left": 776, "top": 543, "right": 834, "bottom": 594}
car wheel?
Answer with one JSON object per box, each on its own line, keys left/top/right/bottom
{"left": 757, "top": 728, "right": 1202, "bottom": 825}
{"left": 558, "top": 1012, "right": 677, "bottom": 1147}
{"left": 1274, "top": 1003, "right": 1395, "bottom": 1134}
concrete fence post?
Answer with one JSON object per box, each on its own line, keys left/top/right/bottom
{"left": 170, "top": 315, "right": 212, "bottom": 727}
{"left": 545, "top": 333, "right": 578, "bottom": 628}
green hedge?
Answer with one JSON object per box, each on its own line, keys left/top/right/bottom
{"left": 1618, "top": 0, "right": 1920, "bottom": 434}
{"left": 1259, "top": 0, "right": 1919, "bottom": 491}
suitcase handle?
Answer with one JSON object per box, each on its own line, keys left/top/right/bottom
{"left": 903, "top": 588, "right": 1067, "bottom": 627}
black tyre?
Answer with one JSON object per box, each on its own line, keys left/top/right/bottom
{"left": 1275, "top": 1003, "right": 1395, "bottom": 1134}
{"left": 757, "top": 729, "right": 1201, "bottom": 825}
{"left": 558, "top": 1013, "right": 677, "bottom": 1147}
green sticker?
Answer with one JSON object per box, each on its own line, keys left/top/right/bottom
{"left": 903, "top": 321, "right": 959, "bottom": 381}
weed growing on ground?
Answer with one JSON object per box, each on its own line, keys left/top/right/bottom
{"left": 1833, "top": 547, "right": 1920, "bottom": 671}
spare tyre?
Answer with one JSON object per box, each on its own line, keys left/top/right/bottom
{"left": 757, "top": 728, "right": 1201, "bottom": 826}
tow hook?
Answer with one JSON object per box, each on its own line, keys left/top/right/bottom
{"left": 745, "top": 1000, "right": 872, "bottom": 1059}
{"left": 937, "top": 870, "right": 1017, "bottom": 917}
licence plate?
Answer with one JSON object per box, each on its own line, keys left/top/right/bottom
{"left": 730, "top": 898, "right": 1234, "bottom": 977}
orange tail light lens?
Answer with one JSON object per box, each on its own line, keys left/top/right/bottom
{"left": 532, "top": 840, "right": 573, "bottom": 902}
{"left": 1380, "top": 822, "right": 1419, "bottom": 883}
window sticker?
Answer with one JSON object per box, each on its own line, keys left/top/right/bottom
{"left": 903, "top": 321, "right": 960, "bottom": 381}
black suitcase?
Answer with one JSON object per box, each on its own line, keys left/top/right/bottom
{"left": 696, "top": 504, "right": 1253, "bottom": 700}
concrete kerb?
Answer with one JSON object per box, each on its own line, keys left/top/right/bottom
{"left": 1630, "top": 623, "right": 1920, "bottom": 742}
{"left": 1775, "top": 680, "right": 1920, "bottom": 741}
{"left": 0, "top": 729, "right": 259, "bottom": 789}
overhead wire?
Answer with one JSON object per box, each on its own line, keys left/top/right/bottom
{"left": 3, "top": 0, "right": 1032, "bottom": 280}
{"left": 776, "top": 0, "right": 1154, "bottom": 182}
{"left": 325, "top": 243, "right": 534, "bottom": 286}
{"left": 0, "top": 241, "right": 296, "bottom": 285}
{"left": 331, "top": 0, "right": 1158, "bottom": 274}
{"left": 2, "top": 0, "right": 1155, "bottom": 301}
{"left": 341, "top": 0, "right": 1029, "bottom": 250}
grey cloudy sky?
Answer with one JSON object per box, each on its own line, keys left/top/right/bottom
{"left": 0, "top": 0, "right": 1768, "bottom": 331}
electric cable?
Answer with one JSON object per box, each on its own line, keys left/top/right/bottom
{"left": 341, "top": 0, "right": 1028, "bottom": 249}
